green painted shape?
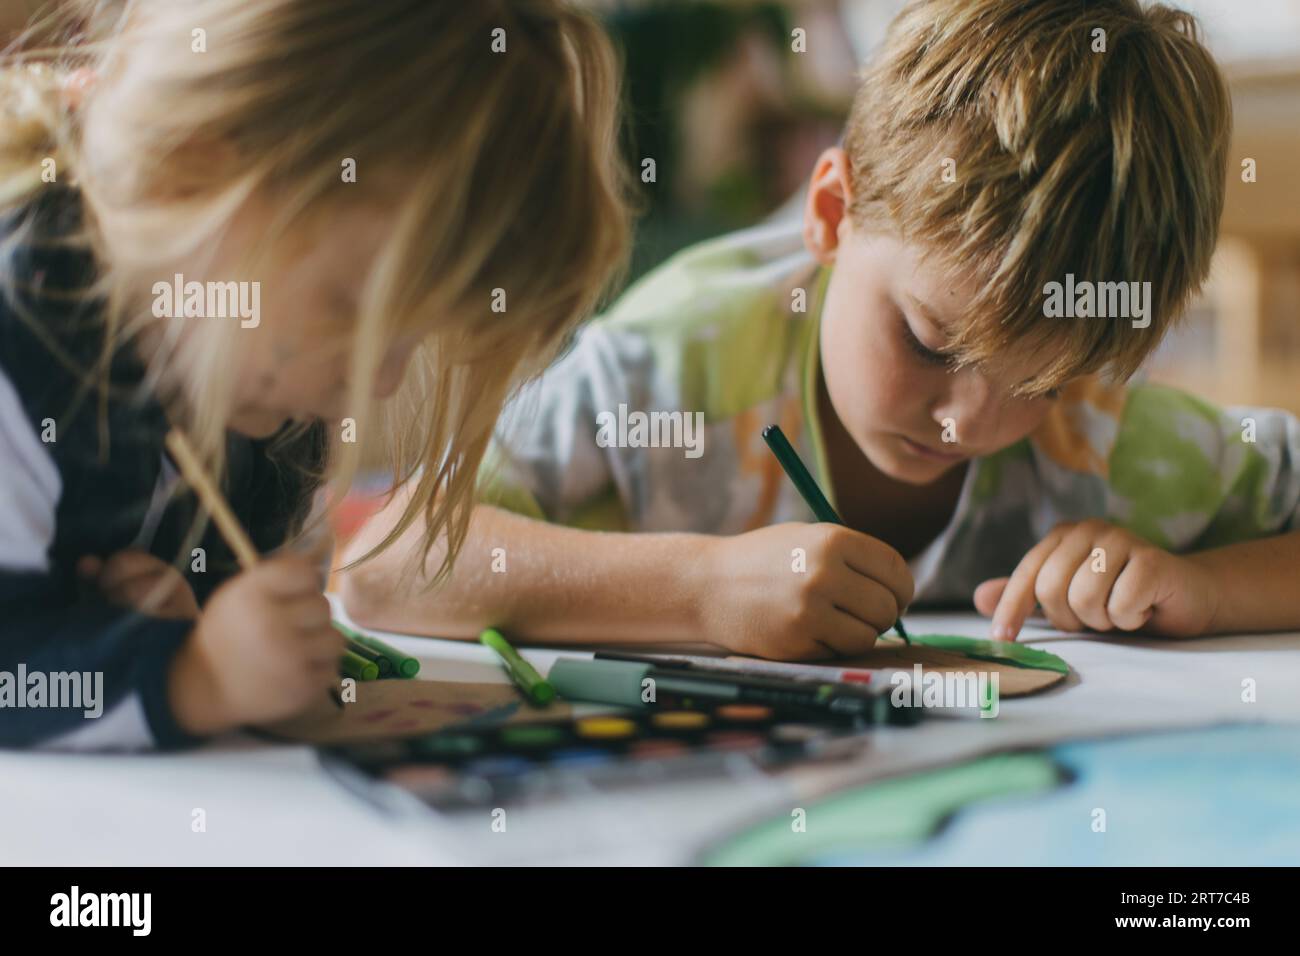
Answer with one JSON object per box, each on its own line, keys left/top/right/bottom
{"left": 699, "top": 751, "right": 1063, "bottom": 866}
{"left": 904, "top": 633, "right": 1070, "bottom": 675}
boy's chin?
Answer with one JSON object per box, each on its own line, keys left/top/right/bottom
{"left": 882, "top": 460, "right": 950, "bottom": 486}
{"left": 869, "top": 436, "right": 963, "bottom": 485}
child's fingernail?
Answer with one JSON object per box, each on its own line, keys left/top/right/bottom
{"left": 993, "top": 623, "right": 1014, "bottom": 641}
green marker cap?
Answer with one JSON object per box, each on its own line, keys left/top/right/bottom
{"left": 333, "top": 622, "right": 420, "bottom": 678}
{"left": 548, "top": 658, "right": 652, "bottom": 708}
{"left": 339, "top": 648, "right": 380, "bottom": 682}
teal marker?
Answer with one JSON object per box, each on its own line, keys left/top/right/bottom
{"left": 479, "top": 628, "right": 556, "bottom": 706}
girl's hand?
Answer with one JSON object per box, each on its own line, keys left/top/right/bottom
{"left": 168, "top": 554, "right": 345, "bottom": 736}
{"left": 975, "top": 519, "right": 1220, "bottom": 641}
{"left": 695, "top": 523, "right": 913, "bottom": 660}
{"left": 77, "top": 551, "right": 201, "bottom": 621}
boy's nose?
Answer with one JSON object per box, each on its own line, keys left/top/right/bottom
{"left": 932, "top": 373, "right": 1002, "bottom": 445}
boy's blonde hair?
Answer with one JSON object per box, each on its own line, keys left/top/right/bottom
{"left": 844, "top": 0, "right": 1230, "bottom": 396}
{"left": 0, "top": 0, "right": 629, "bottom": 582}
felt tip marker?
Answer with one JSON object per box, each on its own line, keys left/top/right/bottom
{"left": 594, "top": 651, "right": 879, "bottom": 685}
{"left": 480, "top": 628, "right": 556, "bottom": 706}
{"left": 761, "top": 423, "right": 911, "bottom": 644}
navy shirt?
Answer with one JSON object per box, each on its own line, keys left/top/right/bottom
{"left": 0, "top": 187, "right": 325, "bottom": 750}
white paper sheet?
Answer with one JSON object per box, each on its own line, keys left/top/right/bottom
{"left": 6, "top": 605, "right": 1296, "bottom": 866}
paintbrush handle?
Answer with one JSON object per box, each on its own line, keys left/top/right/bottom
{"left": 164, "top": 429, "right": 260, "bottom": 569}
{"left": 166, "top": 427, "right": 346, "bottom": 710}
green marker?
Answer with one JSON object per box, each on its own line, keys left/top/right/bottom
{"left": 339, "top": 648, "right": 379, "bottom": 682}
{"left": 761, "top": 424, "right": 911, "bottom": 645}
{"left": 333, "top": 622, "right": 420, "bottom": 678}
{"left": 343, "top": 638, "right": 393, "bottom": 677}
{"left": 479, "top": 628, "right": 556, "bottom": 706}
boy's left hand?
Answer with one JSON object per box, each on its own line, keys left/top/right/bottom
{"left": 77, "top": 550, "right": 201, "bottom": 621}
{"left": 974, "top": 519, "right": 1219, "bottom": 642}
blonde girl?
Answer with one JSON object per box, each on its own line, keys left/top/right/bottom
{"left": 0, "top": 0, "right": 628, "bottom": 748}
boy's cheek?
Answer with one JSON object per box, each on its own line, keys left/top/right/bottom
{"left": 824, "top": 359, "right": 887, "bottom": 435}
{"left": 1001, "top": 401, "right": 1058, "bottom": 448}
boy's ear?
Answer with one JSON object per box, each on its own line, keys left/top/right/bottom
{"left": 803, "top": 147, "right": 853, "bottom": 265}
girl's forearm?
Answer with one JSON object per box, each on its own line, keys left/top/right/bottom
{"left": 338, "top": 501, "right": 713, "bottom": 644}
{"left": 1186, "top": 529, "right": 1300, "bottom": 634}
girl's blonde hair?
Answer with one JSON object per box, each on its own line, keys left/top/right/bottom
{"left": 0, "top": 0, "right": 630, "bottom": 582}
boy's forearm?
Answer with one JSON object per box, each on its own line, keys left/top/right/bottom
{"left": 1186, "top": 529, "right": 1300, "bottom": 635}
{"left": 339, "top": 502, "right": 712, "bottom": 644}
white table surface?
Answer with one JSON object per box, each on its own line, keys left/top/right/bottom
{"left": 4, "top": 606, "right": 1299, "bottom": 866}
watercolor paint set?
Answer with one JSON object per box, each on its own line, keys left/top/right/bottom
{"left": 325, "top": 699, "right": 889, "bottom": 810}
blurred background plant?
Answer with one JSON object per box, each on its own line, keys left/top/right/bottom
{"left": 605, "top": 0, "right": 858, "bottom": 280}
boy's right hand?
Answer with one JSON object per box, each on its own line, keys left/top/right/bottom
{"left": 168, "top": 555, "right": 344, "bottom": 736}
{"left": 695, "top": 523, "right": 913, "bottom": 661}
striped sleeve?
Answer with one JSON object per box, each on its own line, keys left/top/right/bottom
{"left": 478, "top": 328, "right": 628, "bottom": 530}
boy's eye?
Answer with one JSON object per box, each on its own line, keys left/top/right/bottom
{"left": 897, "top": 312, "right": 1060, "bottom": 398}
{"left": 900, "top": 318, "right": 953, "bottom": 367}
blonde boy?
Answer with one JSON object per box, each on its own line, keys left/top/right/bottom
{"left": 343, "top": 0, "right": 1300, "bottom": 657}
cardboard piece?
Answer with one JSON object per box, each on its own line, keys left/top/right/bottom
{"left": 818, "top": 633, "right": 1067, "bottom": 697}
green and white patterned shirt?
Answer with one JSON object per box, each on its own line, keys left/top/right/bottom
{"left": 478, "top": 221, "right": 1300, "bottom": 607}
